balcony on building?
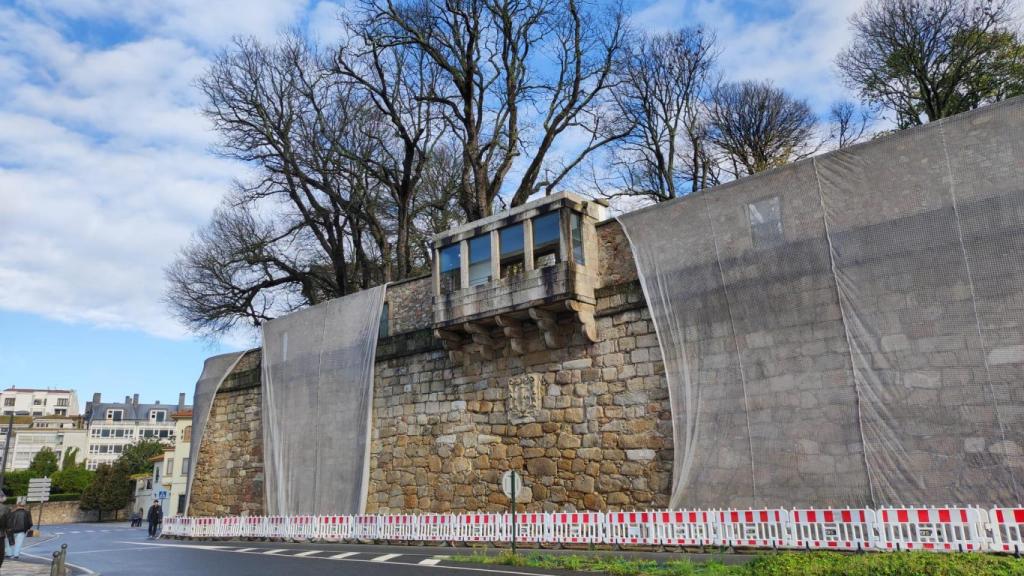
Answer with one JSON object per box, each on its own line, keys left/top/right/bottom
{"left": 431, "top": 192, "right": 606, "bottom": 361}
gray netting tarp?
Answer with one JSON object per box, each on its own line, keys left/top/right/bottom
{"left": 619, "top": 98, "right": 1024, "bottom": 508}
{"left": 261, "top": 285, "right": 386, "bottom": 516}
{"left": 185, "top": 351, "right": 245, "bottom": 515}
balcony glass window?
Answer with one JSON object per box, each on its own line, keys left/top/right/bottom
{"left": 499, "top": 223, "right": 525, "bottom": 278}
{"left": 468, "top": 234, "right": 491, "bottom": 287}
{"left": 439, "top": 244, "right": 461, "bottom": 293}
{"left": 570, "top": 212, "right": 585, "bottom": 265}
{"left": 532, "top": 211, "right": 561, "bottom": 268}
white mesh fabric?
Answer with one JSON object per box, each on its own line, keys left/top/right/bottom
{"left": 261, "top": 285, "right": 386, "bottom": 516}
{"left": 619, "top": 97, "right": 1024, "bottom": 508}
{"left": 185, "top": 351, "right": 245, "bottom": 515}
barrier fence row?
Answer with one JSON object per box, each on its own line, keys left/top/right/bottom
{"left": 163, "top": 506, "right": 1024, "bottom": 554}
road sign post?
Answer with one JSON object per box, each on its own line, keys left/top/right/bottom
{"left": 28, "top": 477, "right": 51, "bottom": 533}
{"left": 501, "top": 471, "right": 524, "bottom": 555}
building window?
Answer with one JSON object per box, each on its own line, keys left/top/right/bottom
{"left": 177, "top": 494, "right": 186, "bottom": 515}
{"left": 159, "top": 430, "right": 169, "bottom": 439}
{"left": 748, "top": 196, "right": 784, "bottom": 248}
{"left": 532, "top": 211, "right": 561, "bottom": 268}
{"left": 54, "top": 409, "right": 66, "bottom": 416}
{"left": 33, "top": 399, "right": 42, "bottom": 406}
{"left": 439, "top": 244, "right": 461, "bottom": 294}
{"left": 468, "top": 234, "right": 492, "bottom": 287}
{"left": 569, "top": 212, "right": 585, "bottom": 265}
{"left": 32, "top": 411, "right": 42, "bottom": 416}
{"left": 166, "top": 459, "right": 174, "bottom": 476}
{"left": 183, "top": 426, "right": 192, "bottom": 443}
{"left": 56, "top": 398, "right": 68, "bottom": 407}
{"left": 151, "top": 410, "right": 167, "bottom": 422}
{"left": 107, "top": 409, "right": 123, "bottom": 421}
{"left": 183, "top": 458, "right": 190, "bottom": 476}
{"left": 3, "top": 399, "right": 14, "bottom": 407}
{"left": 499, "top": 224, "right": 525, "bottom": 278}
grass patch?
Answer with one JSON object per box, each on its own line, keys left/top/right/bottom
{"left": 450, "top": 550, "right": 742, "bottom": 575}
{"left": 450, "top": 550, "right": 1024, "bottom": 576}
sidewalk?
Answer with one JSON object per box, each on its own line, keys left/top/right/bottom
{"left": 1, "top": 557, "right": 52, "bottom": 576}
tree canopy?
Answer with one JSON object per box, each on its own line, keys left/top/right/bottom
{"left": 837, "top": 0, "right": 1024, "bottom": 128}
{"left": 28, "top": 447, "right": 59, "bottom": 478}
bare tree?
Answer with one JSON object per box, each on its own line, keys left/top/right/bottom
{"left": 828, "top": 100, "right": 873, "bottom": 149}
{"left": 837, "top": 0, "right": 1024, "bottom": 129}
{"left": 707, "top": 80, "right": 818, "bottom": 177}
{"left": 363, "top": 0, "right": 629, "bottom": 219}
{"left": 166, "top": 33, "right": 448, "bottom": 336}
{"left": 602, "top": 26, "right": 719, "bottom": 202}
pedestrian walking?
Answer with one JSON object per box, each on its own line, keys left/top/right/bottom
{"left": 0, "top": 501, "right": 9, "bottom": 569}
{"left": 147, "top": 500, "right": 163, "bottom": 539}
{"left": 6, "top": 501, "right": 32, "bottom": 559}
{"left": 131, "top": 508, "right": 143, "bottom": 528}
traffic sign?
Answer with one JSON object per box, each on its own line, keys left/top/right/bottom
{"left": 157, "top": 490, "right": 169, "bottom": 499}
{"left": 27, "top": 477, "right": 51, "bottom": 503}
{"left": 501, "top": 470, "right": 523, "bottom": 500}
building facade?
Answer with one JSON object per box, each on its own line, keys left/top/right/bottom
{"left": 7, "top": 416, "right": 87, "bottom": 471}
{"left": 83, "top": 393, "right": 190, "bottom": 470}
{"left": 1, "top": 387, "right": 79, "bottom": 417}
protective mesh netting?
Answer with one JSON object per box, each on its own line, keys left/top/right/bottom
{"left": 619, "top": 98, "right": 1024, "bottom": 508}
{"left": 185, "top": 351, "right": 245, "bottom": 515}
{"left": 261, "top": 285, "right": 386, "bottom": 516}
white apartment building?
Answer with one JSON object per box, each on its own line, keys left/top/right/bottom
{"left": 1, "top": 387, "right": 80, "bottom": 417}
{"left": 84, "top": 393, "right": 190, "bottom": 470}
{"left": 132, "top": 411, "right": 193, "bottom": 516}
{"left": 8, "top": 417, "right": 88, "bottom": 471}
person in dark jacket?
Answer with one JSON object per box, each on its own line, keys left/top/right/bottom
{"left": 6, "top": 502, "right": 32, "bottom": 559}
{"left": 147, "top": 500, "right": 163, "bottom": 539}
{"left": 0, "top": 502, "right": 8, "bottom": 568}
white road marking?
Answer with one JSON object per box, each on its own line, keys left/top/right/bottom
{"left": 419, "top": 558, "right": 442, "bottom": 565}
{"left": 263, "top": 549, "right": 289, "bottom": 555}
{"left": 234, "top": 547, "right": 258, "bottom": 553}
{"left": 127, "top": 542, "right": 561, "bottom": 575}
{"left": 371, "top": 553, "right": 401, "bottom": 562}
{"left": 329, "top": 552, "right": 358, "bottom": 559}
{"left": 294, "top": 550, "right": 321, "bottom": 557}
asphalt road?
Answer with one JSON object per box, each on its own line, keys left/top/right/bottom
{"left": 22, "top": 522, "right": 751, "bottom": 575}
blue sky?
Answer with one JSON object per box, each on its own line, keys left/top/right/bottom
{"left": 0, "top": 0, "right": 868, "bottom": 410}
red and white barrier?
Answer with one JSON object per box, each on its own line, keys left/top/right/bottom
{"left": 715, "top": 509, "right": 788, "bottom": 548}
{"left": 459, "top": 513, "right": 505, "bottom": 542}
{"left": 163, "top": 505, "right": 1016, "bottom": 553}
{"left": 550, "top": 512, "right": 603, "bottom": 545}
{"left": 606, "top": 511, "right": 656, "bottom": 545}
{"left": 790, "top": 508, "right": 876, "bottom": 551}
{"left": 990, "top": 508, "right": 1024, "bottom": 554}
{"left": 651, "top": 510, "right": 713, "bottom": 546}
{"left": 512, "top": 512, "right": 550, "bottom": 543}
{"left": 878, "top": 508, "right": 984, "bottom": 552}
{"left": 418, "top": 514, "right": 456, "bottom": 542}
{"left": 319, "top": 515, "right": 353, "bottom": 541}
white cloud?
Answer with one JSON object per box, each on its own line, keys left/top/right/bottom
{"left": 632, "top": 0, "right": 869, "bottom": 112}
{"left": 0, "top": 0, "right": 881, "bottom": 343}
{"left": 0, "top": 3, "right": 300, "bottom": 340}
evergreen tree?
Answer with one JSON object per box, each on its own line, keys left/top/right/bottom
{"left": 28, "top": 447, "right": 59, "bottom": 477}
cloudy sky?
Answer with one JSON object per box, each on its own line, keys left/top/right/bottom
{"left": 0, "top": 0, "right": 866, "bottom": 408}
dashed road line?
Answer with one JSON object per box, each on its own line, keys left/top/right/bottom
{"left": 329, "top": 552, "right": 358, "bottom": 559}
{"left": 262, "top": 548, "right": 289, "bottom": 555}
{"left": 419, "top": 558, "right": 442, "bottom": 565}
{"left": 293, "top": 550, "right": 322, "bottom": 557}
{"left": 371, "top": 553, "right": 401, "bottom": 562}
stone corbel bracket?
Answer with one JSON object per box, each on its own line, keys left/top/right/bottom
{"left": 566, "top": 300, "right": 598, "bottom": 343}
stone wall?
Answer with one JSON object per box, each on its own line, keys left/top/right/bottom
{"left": 367, "top": 278, "right": 670, "bottom": 513}
{"left": 26, "top": 501, "right": 114, "bottom": 525}
{"left": 188, "top": 350, "right": 265, "bottom": 517}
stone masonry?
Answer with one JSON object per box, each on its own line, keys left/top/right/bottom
{"left": 189, "top": 349, "right": 265, "bottom": 517}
